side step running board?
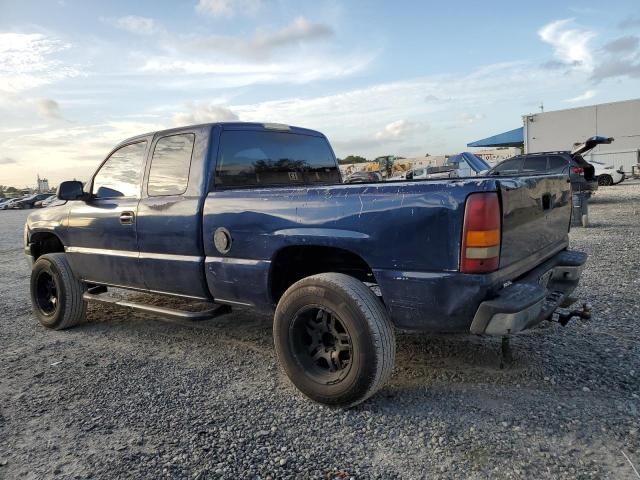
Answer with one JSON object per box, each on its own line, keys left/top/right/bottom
{"left": 82, "top": 292, "right": 232, "bottom": 321}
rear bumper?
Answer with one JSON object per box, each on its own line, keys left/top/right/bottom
{"left": 374, "top": 248, "right": 586, "bottom": 334}
{"left": 469, "top": 250, "right": 587, "bottom": 335}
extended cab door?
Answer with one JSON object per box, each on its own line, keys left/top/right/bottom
{"left": 136, "top": 129, "right": 210, "bottom": 299}
{"left": 66, "top": 140, "right": 148, "bottom": 288}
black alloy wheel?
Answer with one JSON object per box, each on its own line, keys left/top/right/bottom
{"left": 289, "top": 306, "right": 353, "bottom": 385}
{"left": 34, "top": 268, "right": 59, "bottom": 316}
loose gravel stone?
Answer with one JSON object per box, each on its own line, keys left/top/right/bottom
{"left": 0, "top": 182, "right": 639, "bottom": 479}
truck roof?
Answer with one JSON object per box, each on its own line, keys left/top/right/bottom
{"left": 114, "top": 122, "right": 326, "bottom": 150}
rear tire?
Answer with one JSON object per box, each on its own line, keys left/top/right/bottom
{"left": 30, "top": 253, "right": 87, "bottom": 330}
{"left": 597, "top": 175, "right": 613, "bottom": 186}
{"left": 274, "top": 273, "right": 395, "bottom": 407}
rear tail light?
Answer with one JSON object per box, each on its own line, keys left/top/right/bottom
{"left": 460, "top": 192, "right": 501, "bottom": 273}
{"left": 571, "top": 166, "right": 584, "bottom": 175}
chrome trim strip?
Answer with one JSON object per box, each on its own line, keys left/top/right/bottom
{"left": 205, "top": 256, "right": 271, "bottom": 266}
{"left": 66, "top": 246, "right": 202, "bottom": 262}
{"left": 139, "top": 252, "right": 202, "bottom": 262}
{"left": 66, "top": 246, "right": 138, "bottom": 258}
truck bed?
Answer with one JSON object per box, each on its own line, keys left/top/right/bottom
{"left": 202, "top": 173, "right": 572, "bottom": 331}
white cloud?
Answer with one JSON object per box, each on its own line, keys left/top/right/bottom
{"left": 459, "top": 112, "right": 485, "bottom": 124}
{"left": 140, "top": 54, "right": 373, "bottom": 86}
{"left": 375, "top": 119, "right": 416, "bottom": 140}
{"left": 619, "top": 16, "right": 640, "bottom": 29}
{"left": 0, "top": 120, "right": 166, "bottom": 186}
{"left": 135, "top": 16, "right": 350, "bottom": 87}
{"left": 114, "top": 16, "right": 157, "bottom": 35}
{"left": 603, "top": 35, "right": 639, "bottom": 53}
{"left": 0, "top": 33, "right": 80, "bottom": 93}
{"left": 175, "top": 16, "right": 335, "bottom": 59}
{"left": 196, "top": 0, "right": 261, "bottom": 17}
{"left": 33, "top": 98, "right": 62, "bottom": 119}
{"left": 253, "top": 16, "right": 333, "bottom": 51}
{"left": 564, "top": 89, "right": 597, "bottom": 103}
{"left": 538, "top": 19, "right": 595, "bottom": 70}
{"left": 173, "top": 103, "right": 238, "bottom": 125}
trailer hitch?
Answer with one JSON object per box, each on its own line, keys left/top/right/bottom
{"left": 554, "top": 302, "right": 592, "bottom": 326}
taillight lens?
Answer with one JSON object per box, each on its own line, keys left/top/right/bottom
{"left": 460, "top": 192, "right": 501, "bottom": 273}
{"left": 571, "top": 166, "right": 584, "bottom": 175}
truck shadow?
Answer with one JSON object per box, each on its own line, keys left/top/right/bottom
{"left": 82, "top": 291, "right": 594, "bottom": 401}
{"left": 84, "top": 290, "right": 549, "bottom": 376}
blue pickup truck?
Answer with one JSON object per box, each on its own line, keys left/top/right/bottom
{"left": 25, "top": 122, "right": 587, "bottom": 406}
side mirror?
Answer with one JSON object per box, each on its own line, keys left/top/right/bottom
{"left": 58, "top": 181, "right": 86, "bottom": 201}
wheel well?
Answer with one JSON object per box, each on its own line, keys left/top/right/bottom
{"left": 29, "top": 233, "right": 65, "bottom": 259}
{"left": 270, "top": 246, "right": 376, "bottom": 303}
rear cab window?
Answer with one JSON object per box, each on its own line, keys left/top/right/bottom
{"left": 148, "top": 133, "right": 195, "bottom": 196}
{"left": 214, "top": 129, "right": 340, "bottom": 188}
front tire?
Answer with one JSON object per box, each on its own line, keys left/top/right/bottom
{"left": 274, "top": 273, "right": 395, "bottom": 407}
{"left": 30, "top": 253, "right": 87, "bottom": 330}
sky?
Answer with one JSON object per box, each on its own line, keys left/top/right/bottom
{"left": 1, "top": 0, "right": 639, "bottom": 187}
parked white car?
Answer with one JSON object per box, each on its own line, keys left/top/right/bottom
{"left": 406, "top": 166, "right": 457, "bottom": 180}
{"left": 591, "top": 160, "right": 625, "bottom": 186}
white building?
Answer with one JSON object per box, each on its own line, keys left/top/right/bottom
{"left": 523, "top": 98, "right": 640, "bottom": 173}
{"left": 473, "top": 147, "right": 521, "bottom": 166}
{"left": 37, "top": 175, "right": 49, "bottom": 193}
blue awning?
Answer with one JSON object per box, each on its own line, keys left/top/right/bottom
{"left": 467, "top": 127, "right": 524, "bottom": 148}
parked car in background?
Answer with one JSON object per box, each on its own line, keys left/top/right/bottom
{"left": 344, "top": 171, "right": 382, "bottom": 183}
{"left": 35, "top": 195, "right": 63, "bottom": 208}
{"left": 0, "top": 197, "right": 25, "bottom": 210}
{"left": 387, "top": 171, "right": 407, "bottom": 181}
{"left": 487, "top": 136, "right": 613, "bottom": 194}
{"left": 591, "top": 160, "right": 625, "bottom": 186}
{"left": 446, "top": 152, "right": 491, "bottom": 177}
{"left": 11, "top": 193, "right": 54, "bottom": 209}
{"left": 406, "top": 165, "right": 457, "bottom": 180}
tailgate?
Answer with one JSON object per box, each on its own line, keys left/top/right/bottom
{"left": 498, "top": 174, "right": 572, "bottom": 269}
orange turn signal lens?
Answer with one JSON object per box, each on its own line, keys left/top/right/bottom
{"left": 465, "top": 228, "right": 500, "bottom": 247}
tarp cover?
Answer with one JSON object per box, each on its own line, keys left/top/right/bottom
{"left": 467, "top": 127, "right": 524, "bottom": 148}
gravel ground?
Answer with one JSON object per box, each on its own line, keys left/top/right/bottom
{"left": 1, "top": 182, "right": 639, "bottom": 479}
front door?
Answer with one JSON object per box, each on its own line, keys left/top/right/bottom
{"left": 66, "top": 140, "right": 148, "bottom": 288}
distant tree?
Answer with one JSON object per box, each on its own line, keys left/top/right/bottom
{"left": 338, "top": 155, "right": 368, "bottom": 165}
{"left": 6, "top": 186, "right": 17, "bottom": 193}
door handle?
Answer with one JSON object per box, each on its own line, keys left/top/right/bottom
{"left": 119, "top": 211, "right": 135, "bottom": 224}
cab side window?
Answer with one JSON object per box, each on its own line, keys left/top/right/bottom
{"left": 147, "top": 134, "right": 195, "bottom": 196}
{"left": 522, "top": 156, "right": 548, "bottom": 173}
{"left": 92, "top": 142, "right": 147, "bottom": 198}
{"left": 548, "top": 155, "right": 569, "bottom": 173}
{"left": 492, "top": 157, "right": 523, "bottom": 175}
